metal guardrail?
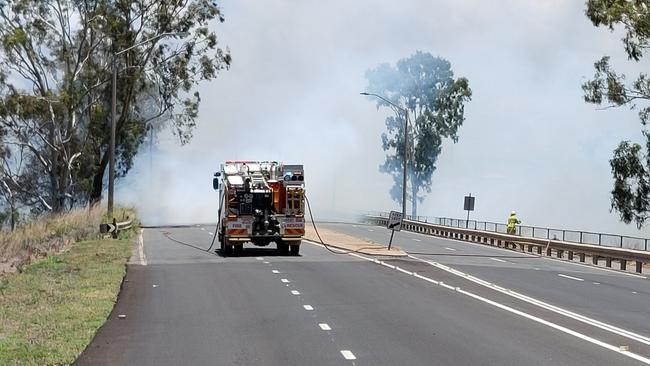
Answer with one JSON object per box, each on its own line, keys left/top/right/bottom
{"left": 366, "top": 211, "right": 649, "bottom": 251}
{"left": 100, "top": 218, "right": 133, "bottom": 238}
{"left": 365, "top": 214, "right": 650, "bottom": 274}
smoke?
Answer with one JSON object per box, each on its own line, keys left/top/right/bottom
{"left": 117, "top": 0, "right": 649, "bottom": 238}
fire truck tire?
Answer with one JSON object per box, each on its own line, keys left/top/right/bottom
{"left": 233, "top": 244, "right": 243, "bottom": 256}
{"left": 277, "top": 241, "right": 289, "bottom": 255}
{"left": 289, "top": 243, "right": 300, "bottom": 256}
{"left": 221, "top": 239, "right": 233, "bottom": 257}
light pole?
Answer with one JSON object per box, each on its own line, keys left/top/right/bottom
{"left": 360, "top": 92, "right": 409, "bottom": 221}
{"left": 108, "top": 31, "right": 189, "bottom": 216}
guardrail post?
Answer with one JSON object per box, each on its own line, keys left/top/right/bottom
{"left": 620, "top": 236, "right": 623, "bottom": 248}
{"left": 556, "top": 249, "right": 563, "bottom": 258}
{"left": 546, "top": 247, "right": 552, "bottom": 256}
{"left": 580, "top": 232, "right": 583, "bottom": 244}
{"left": 605, "top": 258, "right": 612, "bottom": 268}
{"left": 537, "top": 246, "right": 542, "bottom": 255}
{"left": 532, "top": 227, "right": 535, "bottom": 238}
{"left": 592, "top": 255, "right": 599, "bottom": 265}
{"left": 598, "top": 234, "right": 602, "bottom": 246}
{"left": 636, "top": 261, "right": 643, "bottom": 273}
{"left": 562, "top": 231, "right": 565, "bottom": 241}
{"left": 620, "top": 260, "right": 627, "bottom": 271}
{"left": 646, "top": 239, "right": 648, "bottom": 251}
{"left": 579, "top": 253, "right": 585, "bottom": 262}
{"left": 568, "top": 251, "right": 573, "bottom": 260}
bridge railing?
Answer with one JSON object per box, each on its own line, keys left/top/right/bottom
{"left": 365, "top": 211, "right": 649, "bottom": 251}
{"left": 363, "top": 214, "right": 650, "bottom": 273}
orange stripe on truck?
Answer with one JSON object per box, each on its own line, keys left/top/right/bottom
{"left": 284, "top": 228, "right": 304, "bottom": 236}
{"left": 227, "top": 229, "right": 248, "bottom": 236}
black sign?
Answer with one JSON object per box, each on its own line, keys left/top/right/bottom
{"left": 464, "top": 195, "right": 475, "bottom": 211}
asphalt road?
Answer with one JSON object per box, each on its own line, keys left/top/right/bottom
{"left": 75, "top": 223, "right": 650, "bottom": 365}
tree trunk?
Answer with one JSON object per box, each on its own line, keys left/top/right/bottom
{"left": 90, "top": 151, "right": 109, "bottom": 204}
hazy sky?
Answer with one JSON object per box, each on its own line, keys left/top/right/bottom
{"left": 118, "top": 0, "right": 650, "bottom": 237}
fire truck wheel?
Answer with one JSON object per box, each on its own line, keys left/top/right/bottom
{"left": 276, "top": 241, "right": 289, "bottom": 255}
{"left": 289, "top": 243, "right": 300, "bottom": 256}
{"left": 233, "top": 244, "right": 243, "bottom": 256}
{"left": 221, "top": 240, "right": 233, "bottom": 257}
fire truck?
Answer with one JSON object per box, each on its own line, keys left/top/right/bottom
{"left": 213, "top": 161, "right": 305, "bottom": 256}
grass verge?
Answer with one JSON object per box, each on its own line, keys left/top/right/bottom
{"left": 0, "top": 236, "right": 132, "bottom": 365}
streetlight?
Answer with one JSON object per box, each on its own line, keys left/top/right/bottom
{"left": 360, "top": 92, "right": 410, "bottom": 223}
{"left": 108, "top": 31, "right": 189, "bottom": 215}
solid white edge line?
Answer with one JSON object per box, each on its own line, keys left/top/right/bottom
{"left": 412, "top": 238, "right": 421, "bottom": 242}
{"left": 406, "top": 254, "right": 650, "bottom": 346}
{"left": 403, "top": 227, "right": 646, "bottom": 279}
{"left": 319, "top": 323, "right": 331, "bottom": 331}
{"left": 455, "top": 288, "right": 650, "bottom": 364}
{"left": 340, "top": 350, "right": 356, "bottom": 360}
{"left": 138, "top": 230, "right": 147, "bottom": 266}
{"left": 558, "top": 274, "right": 585, "bottom": 282}
{"left": 444, "top": 247, "right": 457, "bottom": 251}
{"left": 490, "top": 257, "right": 507, "bottom": 263}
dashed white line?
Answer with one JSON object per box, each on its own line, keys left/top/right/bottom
{"left": 272, "top": 270, "right": 280, "bottom": 274}
{"left": 263, "top": 261, "right": 270, "bottom": 264}
{"left": 367, "top": 229, "right": 374, "bottom": 232}
{"left": 633, "top": 291, "right": 638, "bottom": 294}
{"left": 412, "top": 238, "right": 421, "bottom": 242}
{"left": 319, "top": 323, "right": 331, "bottom": 331}
{"left": 208, "top": 232, "right": 214, "bottom": 235}
{"left": 558, "top": 274, "right": 584, "bottom": 282}
{"left": 201, "top": 228, "right": 205, "bottom": 231}
{"left": 256, "top": 257, "right": 264, "bottom": 260}
{"left": 593, "top": 282, "right": 601, "bottom": 285}
{"left": 303, "top": 305, "right": 314, "bottom": 310}
{"left": 340, "top": 350, "right": 356, "bottom": 360}
{"left": 281, "top": 278, "right": 290, "bottom": 283}
{"left": 444, "top": 247, "right": 457, "bottom": 251}
{"left": 490, "top": 257, "right": 507, "bottom": 263}
{"left": 291, "top": 290, "right": 300, "bottom": 295}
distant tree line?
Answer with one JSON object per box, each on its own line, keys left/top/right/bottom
{"left": 0, "top": 0, "right": 230, "bottom": 229}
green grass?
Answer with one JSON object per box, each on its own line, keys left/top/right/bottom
{"left": 0, "top": 237, "right": 132, "bottom": 365}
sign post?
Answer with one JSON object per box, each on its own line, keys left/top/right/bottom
{"left": 387, "top": 210, "right": 403, "bottom": 250}
{"left": 463, "top": 194, "right": 475, "bottom": 228}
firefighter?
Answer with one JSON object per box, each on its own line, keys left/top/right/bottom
{"left": 506, "top": 211, "right": 521, "bottom": 235}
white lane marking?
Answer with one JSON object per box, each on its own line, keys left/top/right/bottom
{"left": 319, "top": 323, "right": 331, "bottom": 331}
{"left": 367, "top": 229, "right": 374, "bottom": 232}
{"left": 558, "top": 274, "right": 585, "bottom": 282}
{"left": 404, "top": 254, "right": 650, "bottom": 347}
{"left": 412, "top": 238, "right": 421, "bottom": 242}
{"left": 403, "top": 226, "right": 647, "bottom": 279}
{"left": 534, "top": 268, "right": 541, "bottom": 270}
{"left": 444, "top": 247, "right": 457, "bottom": 251}
{"left": 152, "top": 284, "right": 158, "bottom": 288}
{"left": 208, "top": 232, "right": 214, "bottom": 235}
{"left": 138, "top": 230, "right": 147, "bottom": 266}
{"left": 256, "top": 257, "right": 264, "bottom": 260}
{"left": 291, "top": 290, "right": 300, "bottom": 295}
{"left": 272, "top": 270, "right": 280, "bottom": 274}
{"left": 303, "top": 305, "right": 314, "bottom": 310}
{"left": 340, "top": 350, "right": 356, "bottom": 360}
{"left": 201, "top": 228, "right": 205, "bottom": 231}
{"left": 455, "top": 287, "right": 650, "bottom": 364}
{"left": 490, "top": 257, "right": 507, "bottom": 263}
{"left": 281, "top": 278, "right": 290, "bottom": 283}
{"left": 263, "top": 261, "right": 270, "bottom": 264}
{"left": 344, "top": 250, "right": 650, "bottom": 364}
{"left": 593, "top": 282, "right": 600, "bottom": 285}
{"left": 633, "top": 291, "right": 638, "bottom": 294}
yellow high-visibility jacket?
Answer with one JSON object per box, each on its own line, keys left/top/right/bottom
{"left": 507, "top": 214, "right": 521, "bottom": 229}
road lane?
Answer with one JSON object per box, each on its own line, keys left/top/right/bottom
{"left": 76, "top": 225, "right": 650, "bottom": 365}
{"left": 318, "top": 222, "right": 650, "bottom": 338}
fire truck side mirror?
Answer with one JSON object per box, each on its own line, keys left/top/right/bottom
{"left": 213, "top": 174, "right": 220, "bottom": 190}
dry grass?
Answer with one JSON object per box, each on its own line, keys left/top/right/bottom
{"left": 0, "top": 205, "right": 136, "bottom": 274}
